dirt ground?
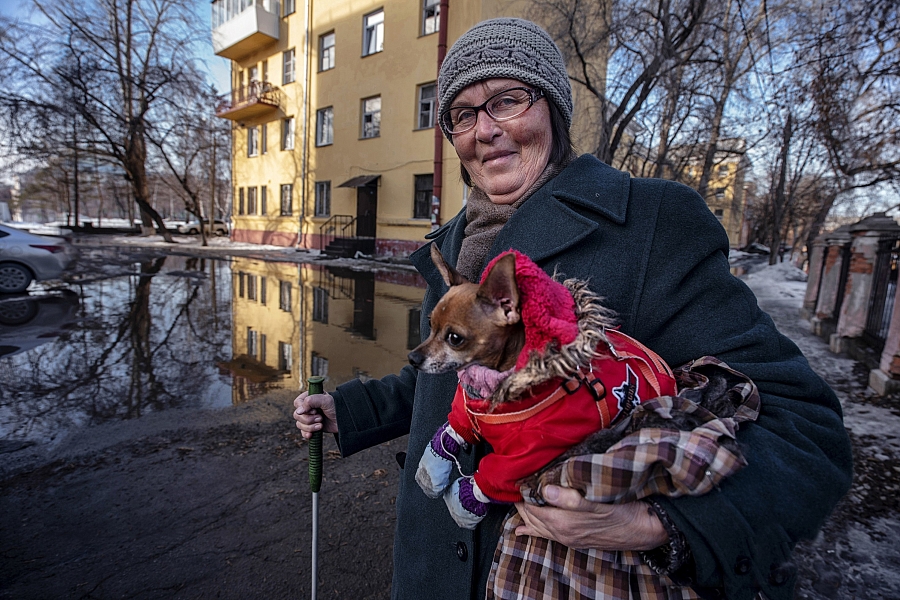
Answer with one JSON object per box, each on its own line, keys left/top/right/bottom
{"left": 0, "top": 391, "right": 404, "bottom": 599}
{"left": 2, "top": 247, "right": 900, "bottom": 599}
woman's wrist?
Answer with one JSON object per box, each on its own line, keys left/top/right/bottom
{"left": 640, "top": 498, "right": 692, "bottom": 578}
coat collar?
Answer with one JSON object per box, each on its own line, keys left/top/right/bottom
{"left": 410, "top": 154, "right": 631, "bottom": 289}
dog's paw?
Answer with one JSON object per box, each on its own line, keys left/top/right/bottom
{"left": 416, "top": 445, "right": 453, "bottom": 498}
{"left": 416, "top": 423, "right": 467, "bottom": 498}
{"left": 444, "top": 476, "right": 490, "bottom": 529}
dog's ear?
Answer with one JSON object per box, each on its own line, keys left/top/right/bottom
{"left": 478, "top": 253, "right": 520, "bottom": 325}
{"left": 431, "top": 244, "right": 468, "bottom": 287}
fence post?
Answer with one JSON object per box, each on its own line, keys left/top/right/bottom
{"left": 832, "top": 213, "right": 900, "bottom": 354}
{"left": 872, "top": 285, "right": 900, "bottom": 394}
{"left": 801, "top": 235, "right": 828, "bottom": 320}
{"left": 810, "top": 225, "right": 852, "bottom": 339}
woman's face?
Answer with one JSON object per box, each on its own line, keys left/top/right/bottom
{"left": 450, "top": 78, "right": 553, "bottom": 205}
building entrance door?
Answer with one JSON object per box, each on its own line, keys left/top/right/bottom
{"left": 356, "top": 183, "right": 377, "bottom": 238}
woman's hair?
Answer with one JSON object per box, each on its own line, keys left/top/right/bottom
{"left": 459, "top": 96, "right": 574, "bottom": 188}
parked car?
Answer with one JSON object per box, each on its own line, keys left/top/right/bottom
{"left": 177, "top": 219, "right": 229, "bottom": 236}
{"left": 0, "top": 224, "right": 75, "bottom": 294}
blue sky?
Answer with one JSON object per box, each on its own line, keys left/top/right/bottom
{"left": 0, "top": 0, "right": 230, "bottom": 92}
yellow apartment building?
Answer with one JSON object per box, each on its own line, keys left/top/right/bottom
{"left": 224, "top": 256, "right": 426, "bottom": 398}
{"left": 212, "top": 0, "right": 579, "bottom": 257}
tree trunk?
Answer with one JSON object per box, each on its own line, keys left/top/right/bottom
{"left": 770, "top": 113, "right": 793, "bottom": 266}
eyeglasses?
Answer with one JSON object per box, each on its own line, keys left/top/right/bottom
{"left": 439, "top": 87, "right": 544, "bottom": 136}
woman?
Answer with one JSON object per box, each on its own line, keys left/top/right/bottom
{"left": 294, "top": 17, "right": 852, "bottom": 600}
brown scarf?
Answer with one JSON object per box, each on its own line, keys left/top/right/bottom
{"left": 456, "top": 154, "right": 574, "bottom": 283}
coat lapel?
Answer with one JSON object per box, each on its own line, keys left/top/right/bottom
{"left": 491, "top": 155, "right": 631, "bottom": 264}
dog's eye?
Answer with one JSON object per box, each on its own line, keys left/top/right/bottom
{"left": 446, "top": 332, "right": 465, "bottom": 347}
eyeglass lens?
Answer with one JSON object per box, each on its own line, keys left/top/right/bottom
{"left": 442, "top": 88, "right": 537, "bottom": 134}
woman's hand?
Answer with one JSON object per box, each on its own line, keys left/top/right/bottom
{"left": 515, "top": 485, "right": 668, "bottom": 551}
{"left": 293, "top": 391, "right": 338, "bottom": 440}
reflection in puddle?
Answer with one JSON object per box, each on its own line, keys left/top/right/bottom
{"left": 0, "top": 250, "right": 425, "bottom": 448}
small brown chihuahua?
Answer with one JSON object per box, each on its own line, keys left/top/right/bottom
{"left": 407, "top": 244, "right": 525, "bottom": 375}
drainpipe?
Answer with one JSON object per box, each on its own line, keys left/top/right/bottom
{"left": 431, "top": 0, "right": 449, "bottom": 232}
{"left": 297, "top": 0, "right": 313, "bottom": 250}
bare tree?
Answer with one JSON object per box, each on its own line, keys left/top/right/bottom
{"left": 798, "top": 0, "right": 900, "bottom": 248}
{"left": 693, "top": 0, "right": 767, "bottom": 200}
{"left": 530, "top": 0, "right": 709, "bottom": 164}
{"left": 0, "top": 0, "right": 210, "bottom": 240}
{"left": 147, "top": 81, "right": 231, "bottom": 247}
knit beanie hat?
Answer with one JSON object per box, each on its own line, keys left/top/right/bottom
{"left": 438, "top": 18, "right": 573, "bottom": 138}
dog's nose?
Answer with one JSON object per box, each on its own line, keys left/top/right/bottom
{"left": 408, "top": 350, "right": 424, "bottom": 368}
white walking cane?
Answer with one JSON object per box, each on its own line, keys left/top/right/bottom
{"left": 307, "top": 376, "right": 326, "bottom": 600}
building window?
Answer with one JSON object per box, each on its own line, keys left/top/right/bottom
{"left": 280, "top": 184, "right": 293, "bottom": 216}
{"left": 260, "top": 276, "right": 267, "bottom": 305}
{"left": 284, "top": 0, "right": 296, "bottom": 16}
{"left": 261, "top": 123, "right": 267, "bottom": 154}
{"left": 417, "top": 83, "right": 436, "bottom": 129}
{"left": 262, "top": 59, "right": 269, "bottom": 82}
{"left": 260, "top": 333, "right": 267, "bottom": 364}
{"left": 279, "top": 281, "right": 292, "bottom": 311}
{"left": 248, "top": 126, "right": 259, "bottom": 157}
{"left": 247, "top": 186, "right": 257, "bottom": 215}
{"left": 714, "top": 187, "right": 726, "bottom": 200}
{"left": 315, "top": 181, "right": 331, "bottom": 217}
{"left": 247, "top": 274, "right": 258, "bottom": 300}
{"left": 320, "top": 32, "right": 335, "bottom": 71}
{"left": 247, "top": 328, "right": 258, "bottom": 358}
{"left": 282, "top": 117, "right": 295, "bottom": 150}
{"left": 238, "top": 187, "right": 245, "bottom": 215}
{"left": 407, "top": 307, "right": 422, "bottom": 350}
{"left": 311, "top": 352, "right": 329, "bottom": 377}
{"left": 283, "top": 48, "right": 296, "bottom": 84}
{"left": 362, "top": 9, "right": 384, "bottom": 56}
{"left": 414, "top": 174, "right": 433, "bottom": 219}
{"left": 313, "top": 287, "right": 328, "bottom": 323}
{"left": 718, "top": 164, "right": 729, "bottom": 179}
{"left": 316, "top": 107, "right": 333, "bottom": 146}
{"left": 714, "top": 208, "right": 724, "bottom": 221}
{"left": 422, "top": 0, "right": 439, "bottom": 35}
{"left": 279, "top": 342, "right": 294, "bottom": 371}
{"left": 361, "top": 96, "right": 381, "bottom": 139}
{"left": 261, "top": 185, "right": 267, "bottom": 215}
{"left": 238, "top": 271, "right": 245, "bottom": 298}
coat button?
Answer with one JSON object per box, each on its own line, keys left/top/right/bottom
{"left": 456, "top": 541, "right": 468, "bottom": 562}
{"left": 768, "top": 562, "right": 796, "bottom": 586}
{"left": 734, "top": 556, "right": 752, "bottom": 575}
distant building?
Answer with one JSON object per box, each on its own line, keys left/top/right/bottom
{"left": 668, "top": 139, "right": 751, "bottom": 248}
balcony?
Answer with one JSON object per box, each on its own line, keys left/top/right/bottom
{"left": 211, "top": 0, "right": 280, "bottom": 61}
{"left": 216, "top": 81, "right": 281, "bottom": 120}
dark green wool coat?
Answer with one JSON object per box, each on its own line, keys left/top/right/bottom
{"left": 331, "top": 154, "right": 852, "bottom": 600}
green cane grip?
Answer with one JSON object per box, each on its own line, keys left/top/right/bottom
{"left": 307, "top": 376, "right": 326, "bottom": 493}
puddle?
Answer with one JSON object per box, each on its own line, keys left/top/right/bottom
{"left": 0, "top": 249, "right": 425, "bottom": 449}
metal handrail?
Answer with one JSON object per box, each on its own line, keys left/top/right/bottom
{"left": 318, "top": 214, "right": 355, "bottom": 252}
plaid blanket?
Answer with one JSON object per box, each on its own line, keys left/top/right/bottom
{"left": 487, "top": 357, "right": 761, "bottom": 599}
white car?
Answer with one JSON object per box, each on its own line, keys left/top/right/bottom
{"left": 177, "top": 219, "right": 229, "bottom": 236}
{"left": 0, "top": 224, "right": 75, "bottom": 293}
